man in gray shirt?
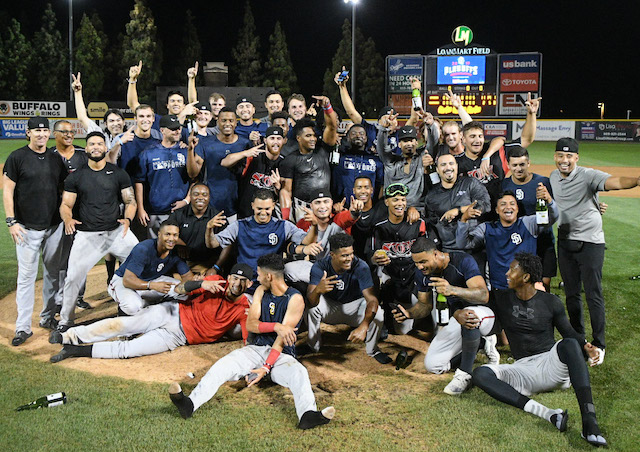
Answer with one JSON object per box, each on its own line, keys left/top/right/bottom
{"left": 550, "top": 137, "right": 640, "bottom": 358}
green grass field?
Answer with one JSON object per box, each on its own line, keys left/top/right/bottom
{"left": 0, "top": 139, "right": 639, "bottom": 451}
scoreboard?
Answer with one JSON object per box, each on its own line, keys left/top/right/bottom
{"left": 385, "top": 27, "right": 542, "bottom": 118}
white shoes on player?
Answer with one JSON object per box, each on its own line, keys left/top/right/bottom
{"left": 443, "top": 369, "right": 472, "bottom": 396}
{"left": 483, "top": 334, "right": 500, "bottom": 366}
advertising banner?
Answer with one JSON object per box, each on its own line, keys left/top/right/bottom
{"left": 499, "top": 92, "right": 539, "bottom": 116}
{"left": 578, "top": 121, "right": 640, "bottom": 141}
{"left": 499, "top": 54, "right": 541, "bottom": 73}
{"left": 512, "top": 120, "right": 575, "bottom": 141}
{"left": 499, "top": 73, "right": 539, "bottom": 92}
{"left": 0, "top": 118, "right": 137, "bottom": 139}
{"left": 0, "top": 100, "right": 67, "bottom": 117}
{"left": 482, "top": 121, "right": 511, "bottom": 139}
{"left": 387, "top": 56, "right": 424, "bottom": 93}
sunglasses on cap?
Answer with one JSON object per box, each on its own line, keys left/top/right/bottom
{"left": 384, "top": 183, "right": 409, "bottom": 198}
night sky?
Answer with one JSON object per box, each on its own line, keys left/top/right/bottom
{"left": 3, "top": 0, "right": 639, "bottom": 119}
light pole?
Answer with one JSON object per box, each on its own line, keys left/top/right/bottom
{"left": 68, "top": 0, "right": 73, "bottom": 101}
{"left": 344, "top": 0, "right": 358, "bottom": 98}
{"left": 597, "top": 102, "right": 604, "bottom": 120}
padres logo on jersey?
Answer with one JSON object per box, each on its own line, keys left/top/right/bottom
{"left": 335, "top": 280, "right": 345, "bottom": 291}
{"left": 269, "top": 302, "right": 276, "bottom": 315}
{"left": 268, "top": 233, "right": 279, "bottom": 245}
{"left": 511, "top": 233, "right": 522, "bottom": 245}
{"left": 515, "top": 188, "right": 525, "bottom": 200}
{"left": 157, "top": 263, "right": 165, "bottom": 272}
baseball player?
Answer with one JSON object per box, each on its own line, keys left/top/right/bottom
{"left": 106, "top": 219, "right": 195, "bottom": 316}
{"left": 393, "top": 237, "right": 497, "bottom": 396}
{"left": 168, "top": 253, "right": 335, "bottom": 430}
{"left": 3, "top": 117, "right": 68, "bottom": 345}
{"left": 473, "top": 253, "right": 606, "bottom": 448}
{"left": 49, "top": 263, "right": 253, "bottom": 362}
{"left": 54, "top": 131, "right": 139, "bottom": 334}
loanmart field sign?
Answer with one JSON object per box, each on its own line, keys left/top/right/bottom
{"left": 0, "top": 100, "right": 67, "bottom": 117}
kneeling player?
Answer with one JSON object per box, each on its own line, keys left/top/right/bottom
{"left": 473, "top": 253, "right": 606, "bottom": 447}
{"left": 49, "top": 264, "right": 253, "bottom": 362}
{"left": 169, "top": 253, "right": 335, "bottom": 430}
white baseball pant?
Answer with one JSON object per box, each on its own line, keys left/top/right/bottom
{"left": 189, "top": 344, "right": 317, "bottom": 419}
{"left": 59, "top": 226, "right": 138, "bottom": 326}
{"left": 108, "top": 274, "right": 187, "bottom": 315}
{"left": 424, "top": 305, "right": 495, "bottom": 374}
{"left": 306, "top": 296, "right": 385, "bottom": 356}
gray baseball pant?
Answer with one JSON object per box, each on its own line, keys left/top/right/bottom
{"left": 14, "top": 222, "right": 65, "bottom": 333}
{"left": 306, "top": 296, "right": 385, "bottom": 356}
{"left": 59, "top": 226, "right": 138, "bottom": 326}
{"left": 189, "top": 344, "right": 317, "bottom": 419}
{"left": 108, "top": 274, "right": 187, "bottom": 315}
{"left": 61, "top": 301, "right": 187, "bottom": 359}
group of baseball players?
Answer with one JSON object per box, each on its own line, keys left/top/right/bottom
{"left": 4, "top": 63, "right": 640, "bottom": 443}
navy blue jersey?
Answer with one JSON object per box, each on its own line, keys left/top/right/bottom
{"left": 253, "top": 287, "right": 302, "bottom": 357}
{"left": 331, "top": 152, "right": 383, "bottom": 206}
{"left": 135, "top": 143, "right": 190, "bottom": 214}
{"left": 195, "top": 134, "right": 250, "bottom": 216}
{"left": 309, "top": 255, "right": 374, "bottom": 304}
{"left": 115, "top": 239, "right": 190, "bottom": 280}
{"left": 215, "top": 217, "right": 307, "bottom": 272}
{"left": 235, "top": 121, "right": 268, "bottom": 140}
{"left": 118, "top": 131, "right": 162, "bottom": 181}
{"left": 415, "top": 251, "right": 481, "bottom": 312}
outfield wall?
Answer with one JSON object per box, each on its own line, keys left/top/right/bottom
{"left": 1, "top": 116, "right": 640, "bottom": 142}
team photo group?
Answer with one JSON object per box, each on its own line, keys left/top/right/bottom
{"left": 5, "top": 60, "right": 640, "bottom": 446}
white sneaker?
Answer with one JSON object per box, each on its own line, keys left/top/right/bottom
{"left": 484, "top": 334, "right": 500, "bottom": 365}
{"left": 443, "top": 369, "right": 472, "bottom": 395}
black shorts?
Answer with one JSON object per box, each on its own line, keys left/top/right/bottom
{"left": 537, "top": 232, "right": 557, "bottom": 278}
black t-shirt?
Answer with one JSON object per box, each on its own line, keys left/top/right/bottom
{"left": 369, "top": 217, "right": 426, "bottom": 281}
{"left": 168, "top": 204, "right": 224, "bottom": 264}
{"left": 236, "top": 153, "right": 284, "bottom": 219}
{"left": 491, "top": 289, "right": 584, "bottom": 360}
{"left": 64, "top": 163, "right": 131, "bottom": 231}
{"left": 352, "top": 201, "right": 387, "bottom": 259}
{"left": 280, "top": 141, "right": 332, "bottom": 202}
{"left": 3, "top": 145, "right": 67, "bottom": 230}
{"left": 51, "top": 146, "right": 88, "bottom": 173}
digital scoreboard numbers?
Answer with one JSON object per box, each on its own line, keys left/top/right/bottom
{"left": 426, "top": 86, "right": 497, "bottom": 117}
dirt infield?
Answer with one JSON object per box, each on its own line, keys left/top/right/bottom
{"left": 0, "top": 265, "right": 440, "bottom": 387}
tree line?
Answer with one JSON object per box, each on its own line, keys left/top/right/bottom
{"left": 0, "top": 0, "right": 384, "bottom": 117}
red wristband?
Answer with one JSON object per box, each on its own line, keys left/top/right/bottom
{"left": 265, "top": 348, "right": 281, "bottom": 368}
{"left": 258, "top": 322, "right": 276, "bottom": 333}
{"left": 323, "top": 105, "right": 334, "bottom": 115}
{"left": 281, "top": 207, "right": 290, "bottom": 220}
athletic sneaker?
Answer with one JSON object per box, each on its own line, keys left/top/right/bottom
{"left": 443, "top": 369, "right": 472, "bottom": 395}
{"left": 76, "top": 297, "right": 93, "bottom": 309}
{"left": 483, "top": 334, "right": 500, "bottom": 365}
{"left": 169, "top": 383, "right": 194, "bottom": 419}
{"left": 297, "top": 406, "right": 335, "bottom": 429}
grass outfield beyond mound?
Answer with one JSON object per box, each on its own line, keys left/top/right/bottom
{"left": 0, "top": 140, "right": 639, "bottom": 450}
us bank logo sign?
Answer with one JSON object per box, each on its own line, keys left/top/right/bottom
{"left": 452, "top": 26, "right": 473, "bottom": 47}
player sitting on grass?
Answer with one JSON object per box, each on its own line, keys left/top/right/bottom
{"left": 472, "top": 253, "right": 607, "bottom": 448}
{"left": 49, "top": 263, "right": 253, "bottom": 362}
{"left": 169, "top": 253, "right": 335, "bottom": 430}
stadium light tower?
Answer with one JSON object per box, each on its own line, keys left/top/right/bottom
{"left": 68, "top": 0, "right": 74, "bottom": 101}
{"left": 597, "top": 102, "right": 604, "bottom": 120}
{"left": 344, "top": 0, "right": 358, "bottom": 99}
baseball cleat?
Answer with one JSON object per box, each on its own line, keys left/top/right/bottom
{"left": 297, "top": 407, "right": 335, "bottom": 430}
{"left": 50, "top": 345, "right": 75, "bottom": 363}
{"left": 169, "top": 383, "right": 194, "bottom": 419}
{"left": 373, "top": 351, "right": 392, "bottom": 364}
{"left": 76, "top": 297, "right": 93, "bottom": 309}
{"left": 11, "top": 331, "right": 32, "bottom": 346}
{"left": 39, "top": 318, "right": 59, "bottom": 330}
{"left": 483, "top": 334, "right": 500, "bottom": 365}
{"left": 49, "top": 330, "right": 63, "bottom": 344}
{"left": 581, "top": 432, "right": 608, "bottom": 448}
{"left": 550, "top": 409, "right": 568, "bottom": 432}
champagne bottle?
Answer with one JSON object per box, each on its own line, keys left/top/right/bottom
{"left": 411, "top": 88, "right": 423, "bottom": 111}
{"left": 427, "top": 164, "right": 440, "bottom": 184}
{"left": 395, "top": 348, "right": 409, "bottom": 370}
{"left": 436, "top": 293, "right": 449, "bottom": 326}
{"left": 536, "top": 198, "right": 549, "bottom": 225}
{"left": 16, "top": 392, "right": 67, "bottom": 411}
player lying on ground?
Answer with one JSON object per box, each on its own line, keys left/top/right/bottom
{"left": 169, "top": 253, "right": 335, "bottom": 430}
{"left": 49, "top": 263, "right": 254, "bottom": 362}
{"left": 472, "top": 252, "right": 607, "bottom": 448}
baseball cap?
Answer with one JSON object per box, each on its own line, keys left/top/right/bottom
{"left": 309, "top": 188, "right": 332, "bottom": 202}
{"left": 229, "top": 263, "right": 255, "bottom": 280}
{"left": 159, "top": 114, "right": 181, "bottom": 130}
{"left": 236, "top": 96, "right": 253, "bottom": 107}
{"left": 397, "top": 125, "right": 417, "bottom": 141}
{"left": 27, "top": 117, "right": 49, "bottom": 129}
{"left": 555, "top": 137, "right": 579, "bottom": 153}
{"left": 195, "top": 102, "right": 211, "bottom": 112}
{"left": 378, "top": 106, "right": 394, "bottom": 119}
{"left": 265, "top": 126, "right": 284, "bottom": 137}
{"left": 384, "top": 183, "right": 409, "bottom": 198}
